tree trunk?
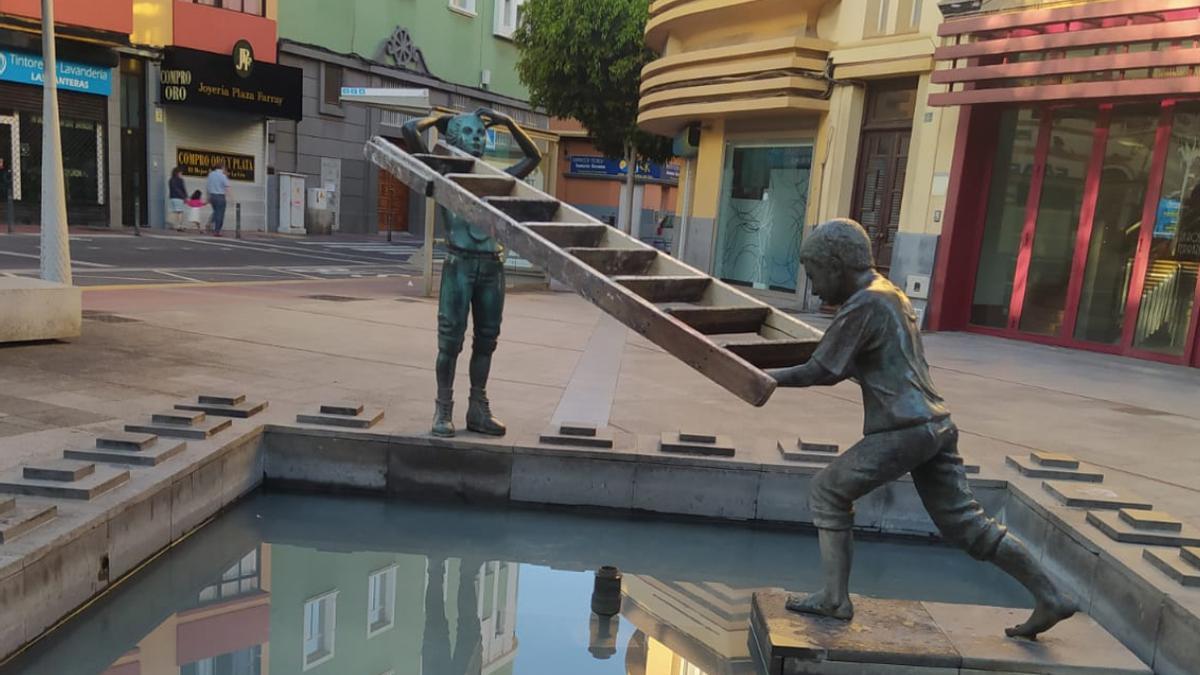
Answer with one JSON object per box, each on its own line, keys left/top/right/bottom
{"left": 622, "top": 143, "right": 637, "bottom": 235}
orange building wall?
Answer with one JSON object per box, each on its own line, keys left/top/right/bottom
{"left": 0, "top": 0, "right": 133, "bottom": 35}
{"left": 554, "top": 134, "right": 679, "bottom": 219}
{"left": 172, "top": 1, "right": 277, "bottom": 62}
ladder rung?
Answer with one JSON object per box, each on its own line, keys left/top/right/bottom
{"left": 613, "top": 275, "right": 710, "bottom": 303}
{"left": 666, "top": 306, "right": 770, "bottom": 335}
{"left": 723, "top": 339, "right": 818, "bottom": 369}
{"left": 413, "top": 153, "right": 475, "bottom": 175}
{"left": 486, "top": 196, "right": 560, "bottom": 222}
{"left": 566, "top": 248, "right": 658, "bottom": 276}
{"left": 447, "top": 173, "right": 515, "bottom": 198}
{"left": 526, "top": 223, "right": 609, "bottom": 248}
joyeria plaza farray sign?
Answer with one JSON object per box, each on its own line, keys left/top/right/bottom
{"left": 159, "top": 46, "right": 302, "bottom": 121}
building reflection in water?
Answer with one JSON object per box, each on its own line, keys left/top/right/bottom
{"left": 97, "top": 548, "right": 522, "bottom": 675}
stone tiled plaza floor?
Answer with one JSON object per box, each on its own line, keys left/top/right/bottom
{"left": 1, "top": 274, "right": 1198, "bottom": 523}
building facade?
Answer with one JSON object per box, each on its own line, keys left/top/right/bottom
{"left": 638, "top": 0, "right": 957, "bottom": 313}
{"left": 551, "top": 117, "right": 681, "bottom": 249}
{"left": 927, "top": 0, "right": 1200, "bottom": 368}
{"left": 133, "top": 0, "right": 303, "bottom": 233}
{"left": 272, "top": 0, "right": 551, "bottom": 235}
{"left": 0, "top": 0, "right": 131, "bottom": 227}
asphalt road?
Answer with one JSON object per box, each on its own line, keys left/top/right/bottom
{"left": 0, "top": 231, "right": 446, "bottom": 286}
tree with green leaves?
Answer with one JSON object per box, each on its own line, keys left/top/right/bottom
{"left": 514, "top": 0, "right": 673, "bottom": 234}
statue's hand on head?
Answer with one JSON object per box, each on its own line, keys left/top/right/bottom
{"left": 474, "top": 107, "right": 511, "bottom": 128}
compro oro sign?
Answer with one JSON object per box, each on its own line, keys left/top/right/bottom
{"left": 177, "top": 148, "right": 255, "bottom": 182}
{"left": 160, "top": 47, "right": 302, "bottom": 120}
{"left": 0, "top": 49, "right": 111, "bottom": 95}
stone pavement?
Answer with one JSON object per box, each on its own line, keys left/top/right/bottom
{"left": 0, "top": 273, "right": 1198, "bottom": 525}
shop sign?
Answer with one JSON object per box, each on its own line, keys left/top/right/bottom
{"left": 0, "top": 49, "right": 111, "bottom": 96}
{"left": 160, "top": 47, "right": 302, "bottom": 121}
{"left": 1154, "top": 197, "right": 1181, "bottom": 238}
{"left": 568, "top": 155, "right": 680, "bottom": 181}
{"left": 176, "top": 148, "right": 256, "bottom": 182}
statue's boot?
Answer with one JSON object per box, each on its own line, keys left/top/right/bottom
{"left": 466, "top": 387, "right": 506, "bottom": 436}
{"left": 432, "top": 389, "right": 456, "bottom": 438}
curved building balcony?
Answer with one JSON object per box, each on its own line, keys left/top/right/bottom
{"left": 645, "top": 0, "right": 826, "bottom": 52}
{"left": 637, "top": 35, "right": 831, "bottom": 137}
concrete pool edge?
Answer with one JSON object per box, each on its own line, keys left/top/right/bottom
{"left": 0, "top": 422, "right": 1196, "bottom": 675}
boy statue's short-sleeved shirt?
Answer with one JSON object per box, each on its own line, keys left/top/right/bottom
{"left": 811, "top": 272, "right": 949, "bottom": 434}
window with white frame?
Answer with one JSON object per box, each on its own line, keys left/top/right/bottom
{"left": 494, "top": 0, "right": 525, "bottom": 38}
{"left": 302, "top": 591, "right": 338, "bottom": 670}
{"left": 450, "top": 0, "right": 477, "bottom": 15}
{"left": 366, "top": 565, "right": 397, "bottom": 637}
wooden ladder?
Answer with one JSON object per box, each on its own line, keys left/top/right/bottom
{"left": 365, "top": 137, "right": 823, "bottom": 406}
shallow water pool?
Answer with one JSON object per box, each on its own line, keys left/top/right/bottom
{"left": 1, "top": 491, "right": 1028, "bottom": 675}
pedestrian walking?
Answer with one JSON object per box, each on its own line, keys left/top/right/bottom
{"left": 205, "top": 161, "right": 231, "bottom": 237}
{"left": 185, "top": 190, "right": 206, "bottom": 233}
{"left": 168, "top": 167, "right": 187, "bottom": 230}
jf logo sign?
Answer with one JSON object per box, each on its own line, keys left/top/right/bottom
{"left": 232, "top": 40, "right": 254, "bottom": 79}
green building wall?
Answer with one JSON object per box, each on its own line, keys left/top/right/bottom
{"left": 277, "top": 0, "right": 529, "bottom": 101}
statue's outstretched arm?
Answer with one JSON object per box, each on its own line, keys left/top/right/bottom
{"left": 477, "top": 108, "right": 541, "bottom": 180}
{"left": 767, "top": 360, "right": 842, "bottom": 388}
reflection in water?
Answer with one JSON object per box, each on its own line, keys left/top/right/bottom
{"left": 2, "top": 493, "right": 1028, "bottom": 675}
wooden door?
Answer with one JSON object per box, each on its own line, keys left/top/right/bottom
{"left": 851, "top": 79, "right": 917, "bottom": 277}
{"left": 377, "top": 168, "right": 410, "bottom": 233}
{"left": 852, "top": 130, "right": 909, "bottom": 275}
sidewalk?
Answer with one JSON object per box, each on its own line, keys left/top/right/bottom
{"left": 1, "top": 276, "right": 1198, "bottom": 522}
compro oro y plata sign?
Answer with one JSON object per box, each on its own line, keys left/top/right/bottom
{"left": 177, "top": 148, "right": 255, "bottom": 182}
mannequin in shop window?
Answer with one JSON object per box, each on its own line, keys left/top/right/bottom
{"left": 401, "top": 109, "right": 541, "bottom": 437}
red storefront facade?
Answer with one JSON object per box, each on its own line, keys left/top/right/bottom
{"left": 927, "top": 0, "right": 1200, "bottom": 367}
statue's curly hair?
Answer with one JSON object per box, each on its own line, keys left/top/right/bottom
{"left": 799, "top": 218, "right": 875, "bottom": 271}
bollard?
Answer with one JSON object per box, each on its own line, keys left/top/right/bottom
{"left": 235, "top": 202, "right": 242, "bottom": 239}
{"left": 4, "top": 192, "right": 12, "bottom": 234}
{"left": 133, "top": 196, "right": 141, "bottom": 236}
{"left": 386, "top": 209, "right": 393, "bottom": 243}
{"left": 590, "top": 566, "right": 622, "bottom": 616}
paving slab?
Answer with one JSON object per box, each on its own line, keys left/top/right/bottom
{"left": 558, "top": 421, "right": 598, "bottom": 437}
{"left": 125, "top": 417, "right": 231, "bottom": 440}
{"left": 95, "top": 431, "right": 157, "bottom": 451}
{"left": 320, "top": 402, "right": 364, "bottom": 416}
{"left": 1118, "top": 509, "right": 1182, "bottom": 532}
{"left": 64, "top": 440, "right": 187, "bottom": 467}
{"left": 1007, "top": 455, "right": 1103, "bottom": 482}
{"left": 296, "top": 408, "right": 384, "bottom": 429}
{"left": 1031, "top": 451, "right": 1081, "bottom": 469}
{"left": 151, "top": 409, "right": 206, "bottom": 425}
{"left": 0, "top": 465, "right": 128, "bottom": 500}
{"left": 659, "top": 432, "right": 735, "bottom": 457}
{"left": 1143, "top": 549, "right": 1200, "bottom": 588}
{"left": 22, "top": 459, "right": 95, "bottom": 482}
{"left": 751, "top": 590, "right": 961, "bottom": 669}
{"left": 1086, "top": 510, "right": 1200, "bottom": 547}
{"left": 198, "top": 393, "right": 245, "bottom": 405}
{"left": 0, "top": 502, "right": 56, "bottom": 544}
{"left": 175, "top": 400, "right": 268, "bottom": 418}
{"left": 922, "top": 600, "right": 1151, "bottom": 675}
{"left": 538, "top": 428, "right": 614, "bottom": 448}
{"left": 1042, "top": 482, "right": 1153, "bottom": 510}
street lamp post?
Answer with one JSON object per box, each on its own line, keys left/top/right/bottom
{"left": 39, "top": 0, "right": 72, "bottom": 285}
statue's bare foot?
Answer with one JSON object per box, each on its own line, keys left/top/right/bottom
{"left": 1005, "top": 591, "right": 1078, "bottom": 639}
{"left": 785, "top": 591, "right": 854, "bottom": 620}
